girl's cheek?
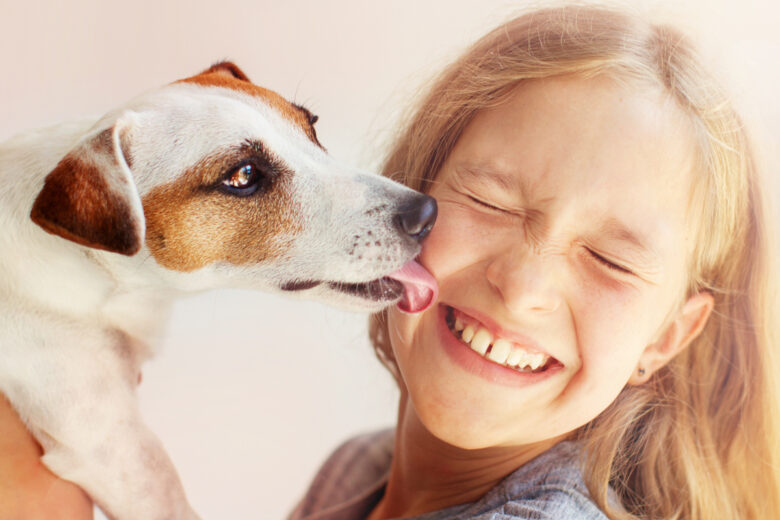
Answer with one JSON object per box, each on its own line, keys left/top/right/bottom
{"left": 421, "top": 204, "right": 496, "bottom": 277}
{"left": 573, "top": 282, "right": 662, "bottom": 375}
{"left": 419, "top": 215, "right": 460, "bottom": 283}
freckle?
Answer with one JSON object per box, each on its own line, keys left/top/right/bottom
{"left": 354, "top": 235, "right": 360, "bottom": 239}
{"left": 367, "top": 231, "right": 373, "bottom": 236}
{"left": 375, "top": 241, "right": 381, "bottom": 246}
{"left": 365, "top": 242, "right": 370, "bottom": 246}
{"left": 358, "top": 256, "right": 363, "bottom": 260}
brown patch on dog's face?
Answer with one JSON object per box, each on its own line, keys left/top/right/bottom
{"left": 177, "top": 63, "right": 322, "bottom": 148}
{"left": 142, "top": 141, "right": 302, "bottom": 272}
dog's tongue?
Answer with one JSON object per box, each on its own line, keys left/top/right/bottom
{"left": 387, "top": 260, "right": 439, "bottom": 313}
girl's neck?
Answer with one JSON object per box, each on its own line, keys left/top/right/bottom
{"left": 367, "top": 393, "right": 563, "bottom": 520}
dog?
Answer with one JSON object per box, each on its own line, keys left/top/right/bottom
{"left": 0, "top": 62, "right": 438, "bottom": 520}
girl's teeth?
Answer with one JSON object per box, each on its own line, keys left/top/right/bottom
{"left": 461, "top": 324, "right": 475, "bottom": 343}
{"left": 506, "top": 349, "right": 524, "bottom": 367}
{"left": 449, "top": 312, "right": 551, "bottom": 372}
{"left": 487, "top": 338, "right": 511, "bottom": 364}
{"left": 471, "top": 328, "right": 492, "bottom": 355}
{"left": 529, "top": 352, "right": 546, "bottom": 370}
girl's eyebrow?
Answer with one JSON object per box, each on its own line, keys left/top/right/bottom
{"left": 456, "top": 163, "right": 559, "bottom": 206}
{"left": 599, "top": 217, "right": 652, "bottom": 252}
{"left": 597, "top": 217, "right": 665, "bottom": 274}
{"left": 456, "top": 163, "right": 523, "bottom": 193}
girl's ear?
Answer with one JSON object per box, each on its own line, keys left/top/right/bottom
{"left": 630, "top": 291, "right": 714, "bottom": 385}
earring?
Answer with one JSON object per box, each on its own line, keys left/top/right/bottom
{"left": 637, "top": 367, "right": 646, "bottom": 376}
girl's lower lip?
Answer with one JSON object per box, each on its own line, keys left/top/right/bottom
{"left": 434, "top": 304, "right": 561, "bottom": 387}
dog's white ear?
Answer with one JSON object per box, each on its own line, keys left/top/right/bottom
{"left": 30, "top": 113, "right": 145, "bottom": 256}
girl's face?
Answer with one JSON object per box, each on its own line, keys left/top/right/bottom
{"left": 388, "top": 76, "right": 712, "bottom": 449}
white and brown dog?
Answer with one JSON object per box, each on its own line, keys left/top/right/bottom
{"left": 0, "top": 62, "right": 438, "bottom": 519}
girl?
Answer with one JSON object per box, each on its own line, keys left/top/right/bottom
{"left": 291, "top": 4, "right": 780, "bottom": 520}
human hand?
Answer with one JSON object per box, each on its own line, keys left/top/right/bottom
{"left": 0, "top": 393, "right": 94, "bottom": 519}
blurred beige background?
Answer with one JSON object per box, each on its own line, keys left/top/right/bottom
{"left": 1, "top": 1, "right": 777, "bottom": 519}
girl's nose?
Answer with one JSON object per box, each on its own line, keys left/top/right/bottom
{"left": 485, "top": 243, "right": 561, "bottom": 315}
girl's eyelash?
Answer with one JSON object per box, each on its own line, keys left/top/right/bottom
{"left": 467, "top": 195, "right": 503, "bottom": 211}
{"left": 588, "top": 249, "right": 632, "bottom": 275}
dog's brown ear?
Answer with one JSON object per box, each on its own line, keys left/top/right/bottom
{"left": 201, "top": 61, "right": 251, "bottom": 82}
{"left": 30, "top": 114, "right": 145, "bottom": 255}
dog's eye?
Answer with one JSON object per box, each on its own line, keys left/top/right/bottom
{"left": 220, "top": 163, "right": 262, "bottom": 196}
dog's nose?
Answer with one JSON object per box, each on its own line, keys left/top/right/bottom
{"left": 395, "top": 194, "right": 437, "bottom": 241}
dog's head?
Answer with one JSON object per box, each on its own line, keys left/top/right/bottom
{"left": 30, "top": 62, "right": 437, "bottom": 312}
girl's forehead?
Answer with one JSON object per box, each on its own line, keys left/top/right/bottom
{"left": 452, "top": 75, "right": 696, "bottom": 208}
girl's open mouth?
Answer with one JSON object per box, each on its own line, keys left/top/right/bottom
{"left": 442, "top": 305, "right": 562, "bottom": 375}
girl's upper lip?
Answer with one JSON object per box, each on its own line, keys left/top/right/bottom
{"left": 446, "top": 303, "right": 557, "bottom": 360}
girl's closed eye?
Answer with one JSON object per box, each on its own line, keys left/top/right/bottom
{"left": 587, "top": 248, "right": 634, "bottom": 275}
{"left": 467, "top": 194, "right": 506, "bottom": 212}
{"left": 463, "top": 191, "right": 529, "bottom": 218}
{"left": 441, "top": 186, "right": 519, "bottom": 218}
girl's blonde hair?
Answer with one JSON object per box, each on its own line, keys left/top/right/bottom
{"left": 369, "top": 4, "right": 780, "bottom": 519}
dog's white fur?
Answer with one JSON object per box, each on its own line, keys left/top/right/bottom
{"left": 0, "top": 64, "right": 428, "bottom": 519}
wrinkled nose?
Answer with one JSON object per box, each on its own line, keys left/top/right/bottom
{"left": 395, "top": 194, "right": 437, "bottom": 241}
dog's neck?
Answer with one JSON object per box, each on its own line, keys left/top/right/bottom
{"left": 85, "top": 250, "right": 182, "bottom": 350}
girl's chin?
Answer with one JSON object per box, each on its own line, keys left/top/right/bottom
{"left": 407, "top": 392, "right": 564, "bottom": 451}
